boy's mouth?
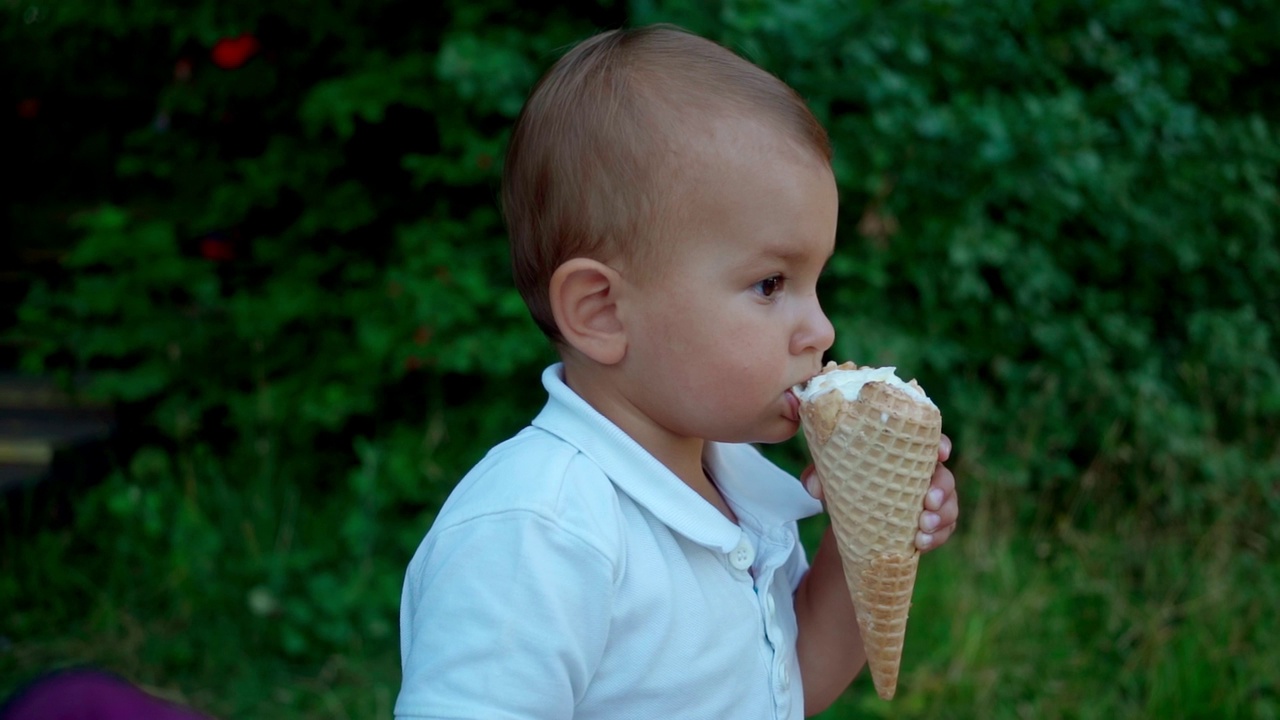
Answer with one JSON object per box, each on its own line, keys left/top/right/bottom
{"left": 784, "top": 389, "right": 801, "bottom": 422}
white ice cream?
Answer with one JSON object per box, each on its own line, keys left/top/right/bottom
{"left": 793, "top": 365, "right": 935, "bottom": 408}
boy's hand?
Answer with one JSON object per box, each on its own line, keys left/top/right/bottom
{"left": 801, "top": 432, "right": 959, "bottom": 553}
{"left": 914, "top": 433, "right": 957, "bottom": 551}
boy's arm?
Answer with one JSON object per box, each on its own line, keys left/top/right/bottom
{"left": 396, "top": 511, "right": 614, "bottom": 719}
{"left": 793, "top": 435, "right": 958, "bottom": 716}
{"left": 792, "top": 524, "right": 866, "bottom": 715}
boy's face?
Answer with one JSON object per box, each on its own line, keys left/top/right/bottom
{"left": 618, "top": 119, "right": 837, "bottom": 446}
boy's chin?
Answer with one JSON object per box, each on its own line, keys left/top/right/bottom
{"left": 738, "top": 422, "right": 801, "bottom": 446}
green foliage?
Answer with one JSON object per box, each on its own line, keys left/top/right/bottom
{"left": 3, "top": 0, "right": 1279, "bottom": 717}
{"left": 3, "top": 0, "right": 593, "bottom": 703}
{"left": 641, "top": 0, "right": 1280, "bottom": 529}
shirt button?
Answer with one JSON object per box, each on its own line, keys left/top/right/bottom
{"left": 729, "top": 534, "right": 755, "bottom": 570}
{"left": 764, "top": 592, "right": 776, "bottom": 615}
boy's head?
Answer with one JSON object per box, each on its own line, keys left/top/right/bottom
{"left": 502, "top": 24, "right": 832, "bottom": 344}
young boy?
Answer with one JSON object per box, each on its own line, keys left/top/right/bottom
{"left": 396, "top": 24, "right": 959, "bottom": 719}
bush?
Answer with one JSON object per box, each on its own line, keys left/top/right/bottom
{"left": 4, "top": 0, "right": 1278, "bottom": 716}
{"left": 640, "top": 0, "right": 1280, "bottom": 530}
{"left": 4, "top": 0, "right": 613, "bottom": 675}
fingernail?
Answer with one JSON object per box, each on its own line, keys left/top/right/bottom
{"left": 804, "top": 474, "right": 820, "bottom": 498}
{"left": 922, "top": 512, "right": 940, "bottom": 532}
{"left": 927, "top": 489, "right": 944, "bottom": 509}
{"left": 916, "top": 532, "right": 934, "bottom": 550}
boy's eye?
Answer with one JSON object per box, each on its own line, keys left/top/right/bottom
{"left": 755, "top": 275, "right": 784, "bottom": 298}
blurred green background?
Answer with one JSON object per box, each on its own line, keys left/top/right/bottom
{"left": 2, "top": 0, "right": 1277, "bottom": 718}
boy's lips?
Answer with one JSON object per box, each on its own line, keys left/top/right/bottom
{"left": 785, "top": 366, "right": 823, "bottom": 422}
{"left": 784, "top": 389, "right": 801, "bottom": 422}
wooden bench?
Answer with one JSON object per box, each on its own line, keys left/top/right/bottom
{"left": 0, "top": 374, "right": 115, "bottom": 528}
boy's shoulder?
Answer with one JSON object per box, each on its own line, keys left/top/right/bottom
{"left": 427, "top": 424, "right": 626, "bottom": 549}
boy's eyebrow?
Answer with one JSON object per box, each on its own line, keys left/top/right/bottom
{"left": 753, "top": 245, "right": 836, "bottom": 266}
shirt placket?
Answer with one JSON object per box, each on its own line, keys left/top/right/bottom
{"left": 746, "top": 530, "right": 797, "bottom": 719}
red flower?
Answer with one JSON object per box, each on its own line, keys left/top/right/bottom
{"left": 211, "top": 34, "right": 260, "bottom": 70}
{"left": 199, "top": 237, "right": 235, "bottom": 261}
{"left": 17, "top": 98, "right": 40, "bottom": 119}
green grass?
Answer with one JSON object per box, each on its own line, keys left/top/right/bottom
{"left": 3, "top": 473, "right": 1276, "bottom": 719}
{"left": 812, "top": 488, "right": 1278, "bottom": 719}
{"left": 1, "top": 526, "right": 400, "bottom": 718}
{"left": 0, "top": 467, "right": 406, "bottom": 719}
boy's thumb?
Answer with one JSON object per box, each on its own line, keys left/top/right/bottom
{"left": 801, "top": 465, "right": 822, "bottom": 500}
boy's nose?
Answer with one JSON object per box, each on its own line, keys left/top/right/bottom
{"left": 792, "top": 299, "right": 835, "bottom": 356}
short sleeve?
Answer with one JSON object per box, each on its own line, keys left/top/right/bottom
{"left": 395, "top": 510, "right": 615, "bottom": 720}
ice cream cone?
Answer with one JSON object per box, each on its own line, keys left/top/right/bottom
{"left": 794, "top": 362, "right": 942, "bottom": 700}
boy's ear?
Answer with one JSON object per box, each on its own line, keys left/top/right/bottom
{"left": 549, "top": 258, "right": 627, "bottom": 365}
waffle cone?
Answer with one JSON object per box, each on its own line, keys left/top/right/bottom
{"left": 798, "top": 367, "right": 941, "bottom": 700}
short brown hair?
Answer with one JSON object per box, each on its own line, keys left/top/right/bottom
{"left": 502, "top": 24, "right": 831, "bottom": 342}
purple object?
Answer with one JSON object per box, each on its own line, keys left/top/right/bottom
{"left": 1, "top": 669, "right": 212, "bottom": 720}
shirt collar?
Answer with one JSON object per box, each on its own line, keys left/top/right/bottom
{"left": 703, "top": 442, "right": 823, "bottom": 536}
{"left": 531, "top": 364, "right": 822, "bottom": 553}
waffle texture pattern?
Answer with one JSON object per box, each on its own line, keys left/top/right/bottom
{"left": 799, "top": 374, "right": 941, "bottom": 700}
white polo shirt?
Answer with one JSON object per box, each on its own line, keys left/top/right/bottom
{"left": 396, "top": 364, "right": 824, "bottom": 719}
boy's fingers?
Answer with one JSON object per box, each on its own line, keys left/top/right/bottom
{"left": 924, "top": 465, "right": 954, "bottom": 512}
{"left": 920, "top": 494, "right": 959, "bottom": 530}
{"left": 935, "top": 492, "right": 959, "bottom": 530}
{"left": 922, "top": 522, "right": 953, "bottom": 551}
{"left": 938, "top": 433, "right": 952, "bottom": 462}
{"left": 919, "top": 490, "right": 959, "bottom": 552}
{"left": 919, "top": 511, "right": 941, "bottom": 533}
{"left": 928, "top": 463, "right": 956, "bottom": 502}
{"left": 919, "top": 464, "right": 959, "bottom": 552}
{"left": 934, "top": 499, "right": 958, "bottom": 539}
{"left": 801, "top": 465, "right": 822, "bottom": 500}
{"left": 925, "top": 487, "right": 943, "bottom": 512}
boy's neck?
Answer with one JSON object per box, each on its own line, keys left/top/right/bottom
{"left": 561, "top": 359, "right": 739, "bottom": 523}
